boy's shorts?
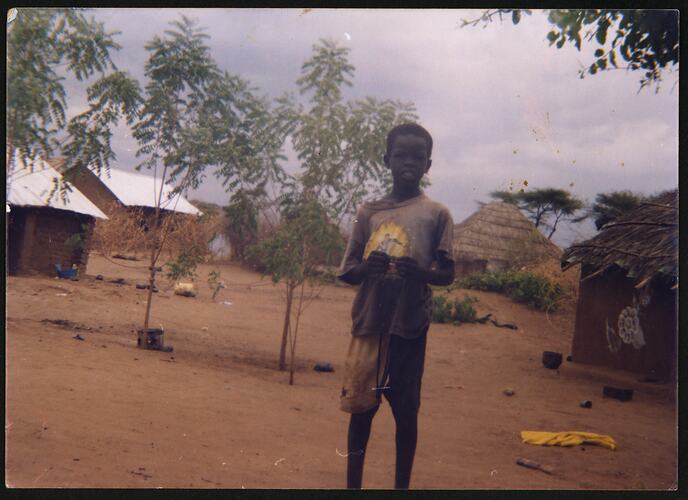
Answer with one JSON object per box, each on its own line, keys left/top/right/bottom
{"left": 340, "top": 328, "right": 428, "bottom": 415}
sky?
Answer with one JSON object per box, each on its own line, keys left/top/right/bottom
{"left": 58, "top": 8, "right": 678, "bottom": 247}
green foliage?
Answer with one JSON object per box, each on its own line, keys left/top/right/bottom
{"left": 249, "top": 198, "right": 344, "bottom": 286}
{"left": 207, "top": 270, "right": 225, "bottom": 301}
{"left": 7, "top": 8, "right": 141, "bottom": 185}
{"left": 431, "top": 294, "right": 478, "bottom": 325}
{"left": 431, "top": 295, "right": 454, "bottom": 324}
{"left": 165, "top": 244, "right": 205, "bottom": 282}
{"left": 457, "top": 270, "right": 564, "bottom": 312}
{"left": 591, "top": 190, "right": 646, "bottom": 230}
{"left": 466, "top": 9, "right": 679, "bottom": 90}
{"left": 275, "top": 39, "right": 418, "bottom": 224}
{"left": 490, "top": 187, "right": 585, "bottom": 239}
{"left": 453, "top": 295, "right": 478, "bottom": 323}
{"left": 223, "top": 190, "right": 260, "bottom": 261}
{"left": 64, "top": 233, "right": 84, "bottom": 250}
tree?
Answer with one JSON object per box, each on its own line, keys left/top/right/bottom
{"left": 253, "top": 39, "right": 417, "bottom": 380}
{"left": 250, "top": 197, "right": 344, "bottom": 384}
{"left": 491, "top": 187, "right": 585, "bottom": 239}
{"left": 132, "top": 16, "right": 282, "bottom": 336}
{"left": 6, "top": 8, "right": 141, "bottom": 193}
{"left": 590, "top": 190, "right": 646, "bottom": 230}
{"left": 463, "top": 9, "right": 679, "bottom": 91}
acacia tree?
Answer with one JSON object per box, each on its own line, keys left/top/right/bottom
{"left": 590, "top": 190, "right": 646, "bottom": 230}
{"left": 253, "top": 39, "right": 417, "bottom": 380}
{"left": 6, "top": 8, "right": 141, "bottom": 198}
{"left": 491, "top": 187, "right": 585, "bottom": 239}
{"left": 463, "top": 9, "right": 679, "bottom": 91}
{"left": 132, "top": 16, "right": 283, "bottom": 335}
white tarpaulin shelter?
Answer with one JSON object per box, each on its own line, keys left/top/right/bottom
{"left": 6, "top": 155, "right": 108, "bottom": 219}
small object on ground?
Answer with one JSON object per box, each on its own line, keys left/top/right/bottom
{"left": 566, "top": 355, "right": 573, "bottom": 362}
{"left": 136, "top": 282, "right": 159, "bottom": 292}
{"left": 113, "top": 253, "right": 140, "bottom": 261}
{"left": 110, "top": 278, "right": 126, "bottom": 285}
{"left": 95, "top": 275, "right": 104, "bottom": 281}
{"left": 503, "top": 388, "right": 515, "bottom": 396}
{"left": 55, "top": 264, "right": 78, "bottom": 279}
{"left": 515, "top": 457, "right": 553, "bottom": 475}
{"left": 602, "top": 386, "right": 633, "bottom": 401}
{"left": 520, "top": 430, "right": 617, "bottom": 451}
{"left": 174, "top": 282, "right": 196, "bottom": 297}
{"left": 475, "top": 313, "right": 518, "bottom": 330}
{"left": 444, "top": 384, "right": 464, "bottom": 389}
{"left": 137, "top": 328, "right": 172, "bottom": 352}
{"left": 55, "top": 293, "right": 69, "bottom": 297}
{"left": 73, "top": 334, "right": 85, "bottom": 341}
{"left": 314, "top": 362, "right": 334, "bottom": 372}
{"left": 542, "top": 351, "right": 562, "bottom": 369}
{"left": 580, "top": 400, "right": 592, "bottom": 408}
{"left": 222, "top": 300, "right": 233, "bottom": 306}
{"left": 274, "top": 458, "right": 286, "bottom": 466}
{"left": 148, "top": 265, "right": 163, "bottom": 271}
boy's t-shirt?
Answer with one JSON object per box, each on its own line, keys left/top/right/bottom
{"left": 338, "top": 193, "right": 454, "bottom": 339}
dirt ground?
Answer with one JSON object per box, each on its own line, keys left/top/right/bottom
{"left": 5, "top": 254, "right": 677, "bottom": 489}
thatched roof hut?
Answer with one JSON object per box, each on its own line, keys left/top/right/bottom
{"left": 453, "top": 202, "right": 560, "bottom": 275}
{"left": 561, "top": 189, "right": 678, "bottom": 381}
{"left": 561, "top": 189, "right": 678, "bottom": 287}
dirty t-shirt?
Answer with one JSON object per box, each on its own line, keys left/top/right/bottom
{"left": 338, "top": 193, "right": 454, "bottom": 339}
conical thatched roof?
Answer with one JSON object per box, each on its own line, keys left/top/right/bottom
{"left": 561, "top": 190, "right": 677, "bottom": 287}
{"left": 453, "top": 202, "right": 561, "bottom": 264}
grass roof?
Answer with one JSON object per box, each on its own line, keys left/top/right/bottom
{"left": 561, "top": 189, "right": 677, "bottom": 287}
{"left": 453, "top": 202, "right": 561, "bottom": 264}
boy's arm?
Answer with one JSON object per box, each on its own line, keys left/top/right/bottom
{"left": 394, "top": 253, "right": 455, "bottom": 286}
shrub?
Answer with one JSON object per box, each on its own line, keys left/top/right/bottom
{"left": 457, "top": 269, "right": 564, "bottom": 312}
{"left": 432, "top": 294, "right": 478, "bottom": 325}
{"left": 452, "top": 295, "right": 478, "bottom": 323}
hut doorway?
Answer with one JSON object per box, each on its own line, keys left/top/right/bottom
{"left": 7, "top": 207, "right": 27, "bottom": 275}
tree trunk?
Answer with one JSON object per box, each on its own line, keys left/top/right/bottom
{"left": 279, "top": 282, "right": 294, "bottom": 371}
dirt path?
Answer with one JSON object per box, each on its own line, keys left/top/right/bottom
{"left": 5, "top": 255, "right": 677, "bottom": 489}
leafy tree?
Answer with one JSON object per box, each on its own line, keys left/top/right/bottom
{"left": 491, "top": 187, "right": 585, "bottom": 239}
{"left": 463, "top": 9, "right": 679, "bottom": 90}
{"left": 250, "top": 197, "right": 344, "bottom": 383}
{"left": 252, "top": 39, "right": 417, "bottom": 380}
{"left": 6, "top": 8, "right": 142, "bottom": 195}
{"left": 132, "top": 16, "right": 282, "bottom": 334}
{"left": 590, "top": 190, "right": 646, "bottom": 230}
{"left": 276, "top": 39, "right": 418, "bottom": 225}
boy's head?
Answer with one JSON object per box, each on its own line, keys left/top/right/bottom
{"left": 384, "top": 123, "right": 433, "bottom": 190}
{"left": 385, "top": 123, "right": 433, "bottom": 159}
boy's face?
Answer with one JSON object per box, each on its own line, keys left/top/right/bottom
{"left": 384, "top": 134, "right": 432, "bottom": 189}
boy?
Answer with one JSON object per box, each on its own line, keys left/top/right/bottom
{"left": 337, "top": 123, "right": 454, "bottom": 489}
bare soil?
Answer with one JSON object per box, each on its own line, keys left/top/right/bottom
{"left": 5, "top": 254, "right": 677, "bottom": 489}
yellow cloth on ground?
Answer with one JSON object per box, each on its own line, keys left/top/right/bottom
{"left": 521, "top": 431, "right": 617, "bottom": 451}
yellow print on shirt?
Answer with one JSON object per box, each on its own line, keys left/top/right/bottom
{"left": 363, "top": 221, "right": 410, "bottom": 260}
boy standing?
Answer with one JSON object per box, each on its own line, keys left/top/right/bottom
{"left": 337, "top": 123, "right": 454, "bottom": 489}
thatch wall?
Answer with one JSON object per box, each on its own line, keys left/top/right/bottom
{"left": 453, "top": 202, "right": 561, "bottom": 271}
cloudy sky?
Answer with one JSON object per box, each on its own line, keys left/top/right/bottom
{"left": 61, "top": 8, "right": 678, "bottom": 247}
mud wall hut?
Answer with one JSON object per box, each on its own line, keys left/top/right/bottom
{"left": 453, "top": 202, "right": 561, "bottom": 276}
{"left": 561, "top": 190, "right": 678, "bottom": 382}
{"left": 6, "top": 156, "right": 108, "bottom": 276}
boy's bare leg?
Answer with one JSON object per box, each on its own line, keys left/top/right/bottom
{"left": 392, "top": 406, "right": 418, "bottom": 489}
{"left": 346, "top": 405, "right": 379, "bottom": 489}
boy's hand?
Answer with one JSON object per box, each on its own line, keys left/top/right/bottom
{"left": 395, "top": 256, "right": 421, "bottom": 279}
{"left": 366, "top": 251, "right": 391, "bottom": 276}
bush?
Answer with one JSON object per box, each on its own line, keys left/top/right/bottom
{"left": 432, "top": 294, "right": 478, "bottom": 325}
{"left": 453, "top": 295, "right": 478, "bottom": 323}
{"left": 432, "top": 295, "right": 454, "bottom": 324}
{"left": 456, "top": 269, "right": 563, "bottom": 312}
